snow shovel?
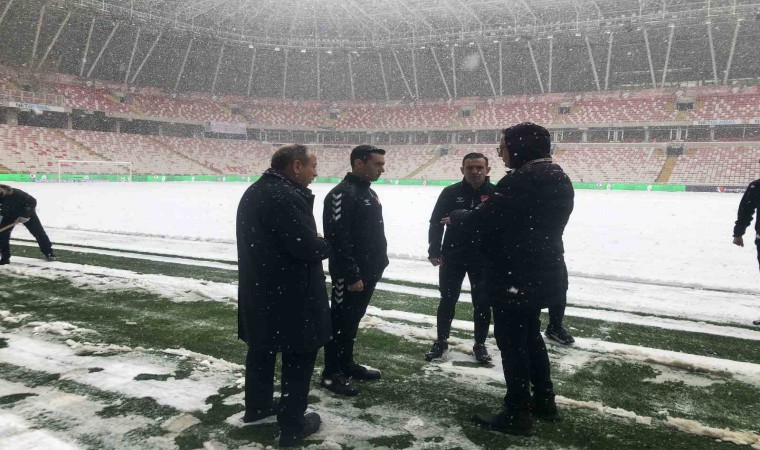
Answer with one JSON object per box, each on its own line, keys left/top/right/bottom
{"left": 0, "top": 220, "right": 21, "bottom": 233}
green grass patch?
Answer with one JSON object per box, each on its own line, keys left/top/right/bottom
{"left": 2, "top": 258, "right": 760, "bottom": 449}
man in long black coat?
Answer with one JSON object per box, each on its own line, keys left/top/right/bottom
{"left": 0, "top": 184, "right": 55, "bottom": 265}
{"left": 448, "top": 123, "right": 574, "bottom": 436}
{"left": 236, "top": 144, "right": 330, "bottom": 447}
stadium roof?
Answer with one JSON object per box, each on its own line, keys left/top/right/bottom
{"left": 69, "top": 0, "right": 760, "bottom": 50}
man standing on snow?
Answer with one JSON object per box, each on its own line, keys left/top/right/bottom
{"left": 0, "top": 184, "right": 55, "bottom": 265}
{"left": 236, "top": 144, "right": 330, "bottom": 447}
{"left": 448, "top": 123, "right": 574, "bottom": 436}
{"left": 425, "top": 152, "right": 495, "bottom": 364}
{"left": 322, "top": 145, "right": 388, "bottom": 397}
{"left": 732, "top": 175, "right": 760, "bottom": 327}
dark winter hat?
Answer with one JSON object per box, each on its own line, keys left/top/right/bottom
{"left": 350, "top": 144, "right": 385, "bottom": 168}
{"left": 502, "top": 122, "right": 551, "bottom": 169}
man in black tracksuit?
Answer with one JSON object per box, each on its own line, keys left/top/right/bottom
{"left": 732, "top": 177, "right": 760, "bottom": 326}
{"left": 0, "top": 184, "right": 55, "bottom": 265}
{"left": 426, "top": 153, "right": 495, "bottom": 363}
{"left": 322, "top": 145, "right": 388, "bottom": 397}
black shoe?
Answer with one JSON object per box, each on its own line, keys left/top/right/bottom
{"left": 531, "top": 395, "right": 561, "bottom": 422}
{"left": 472, "top": 408, "right": 534, "bottom": 437}
{"left": 242, "top": 398, "right": 280, "bottom": 424}
{"left": 279, "top": 412, "right": 321, "bottom": 447}
{"left": 545, "top": 327, "right": 575, "bottom": 345}
{"left": 0, "top": 259, "right": 9, "bottom": 266}
{"left": 44, "top": 254, "right": 56, "bottom": 262}
{"left": 348, "top": 363, "right": 381, "bottom": 380}
{"left": 473, "top": 343, "right": 492, "bottom": 364}
{"left": 321, "top": 372, "right": 360, "bottom": 396}
{"left": 425, "top": 341, "right": 448, "bottom": 361}
{"left": 753, "top": 319, "right": 760, "bottom": 326}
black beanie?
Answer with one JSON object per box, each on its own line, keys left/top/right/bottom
{"left": 503, "top": 122, "right": 551, "bottom": 169}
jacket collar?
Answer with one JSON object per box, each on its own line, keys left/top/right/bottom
{"left": 263, "top": 168, "right": 313, "bottom": 197}
{"left": 460, "top": 177, "right": 491, "bottom": 194}
{"left": 517, "top": 158, "right": 553, "bottom": 171}
{"left": 344, "top": 172, "right": 371, "bottom": 189}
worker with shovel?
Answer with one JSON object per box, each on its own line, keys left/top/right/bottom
{"left": 0, "top": 184, "right": 55, "bottom": 265}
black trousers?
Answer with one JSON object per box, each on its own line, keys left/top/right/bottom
{"left": 547, "top": 300, "right": 566, "bottom": 331}
{"left": 755, "top": 239, "right": 760, "bottom": 270}
{"left": 492, "top": 304, "right": 554, "bottom": 408}
{"left": 323, "top": 280, "right": 376, "bottom": 376}
{"left": 437, "top": 262, "right": 491, "bottom": 344}
{"left": 0, "top": 212, "right": 53, "bottom": 260}
{"left": 245, "top": 347, "right": 317, "bottom": 430}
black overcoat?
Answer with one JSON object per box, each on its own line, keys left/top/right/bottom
{"left": 451, "top": 160, "right": 574, "bottom": 310}
{"left": 237, "top": 169, "right": 331, "bottom": 352}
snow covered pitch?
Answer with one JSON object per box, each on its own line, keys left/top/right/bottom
{"left": 1, "top": 182, "right": 759, "bottom": 449}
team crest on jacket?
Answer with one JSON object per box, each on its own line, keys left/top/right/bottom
{"left": 480, "top": 195, "right": 490, "bottom": 202}
{"left": 363, "top": 198, "right": 372, "bottom": 206}
{"left": 456, "top": 197, "right": 465, "bottom": 203}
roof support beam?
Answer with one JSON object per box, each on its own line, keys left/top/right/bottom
{"left": 477, "top": 43, "right": 497, "bottom": 97}
{"left": 282, "top": 49, "right": 289, "bottom": 99}
{"left": 411, "top": 49, "right": 420, "bottom": 99}
{"left": 527, "top": 40, "right": 545, "bottom": 94}
{"left": 392, "top": 49, "right": 415, "bottom": 100}
{"left": 660, "top": 24, "right": 675, "bottom": 88}
{"left": 129, "top": 30, "right": 161, "bottom": 84}
{"left": 723, "top": 19, "right": 741, "bottom": 85}
{"left": 0, "top": 0, "right": 16, "bottom": 31}
{"left": 316, "top": 51, "right": 321, "bottom": 100}
{"left": 211, "top": 43, "right": 225, "bottom": 94}
{"left": 79, "top": 18, "right": 95, "bottom": 77}
{"left": 378, "top": 51, "right": 390, "bottom": 101}
{"left": 547, "top": 36, "right": 554, "bottom": 93}
{"left": 451, "top": 46, "right": 458, "bottom": 98}
{"left": 174, "top": 38, "right": 194, "bottom": 93}
{"left": 124, "top": 27, "right": 141, "bottom": 84}
{"left": 30, "top": 4, "right": 46, "bottom": 66}
{"left": 642, "top": 28, "right": 657, "bottom": 89}
{"left": 707, "top": 23, "right": 719, "bottom": 85}
{"left": 348, "top": 53, "right": 356, "bottom": 100}
{"left": 584, "top": 36, "right": 601, "bottom": 91}
{"left": 604, "top": 32, "right": 614, "bottom": 90}
{"left": 431, "top": 47, "right": 451, "bottom": 99}
{"left": 87, "top": 22, "right": 119, "bottom": 79}
{"left": 37, "top": 11, "right": 71, "bottom": 72}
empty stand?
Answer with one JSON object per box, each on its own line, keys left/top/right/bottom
{"left": 54, "top": 84, "right": 132, "bottom": 114}
{"left": 669, "top": 146, "right": 760, "bottom": 185}
{"left": 0, "top": 124, "right": 114, "bottom": 174}
{"left": 64, "top": 130, "right": 215, "bottom": 175}
{"left": 157, "top": 136, "right": 275, "bottom": 175}
{"left": 553, "top": 146, "right": 666, "bottom": 183}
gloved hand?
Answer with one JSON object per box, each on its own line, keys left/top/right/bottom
{"left": 17, "top": 217, "right": 30, "bottom": 224}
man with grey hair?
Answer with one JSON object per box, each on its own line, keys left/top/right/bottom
{"left": 236, "top": 144, "right": 330, "bottom": 447}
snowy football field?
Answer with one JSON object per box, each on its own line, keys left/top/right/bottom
{"left": 1, "top": 182, "right": 759, "bottom": 449}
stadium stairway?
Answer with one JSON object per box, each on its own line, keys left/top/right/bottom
{"left": 56, "top": 130, "right": 110, "bottom": 162}
{"left": 148, "top": 137, "right": 224, "bottom": 175}
{"left": 406, "top": 154, "right": 441, "bottom": 179}
{"left": 656, "top": 154, "right": 680, "bottom": 183}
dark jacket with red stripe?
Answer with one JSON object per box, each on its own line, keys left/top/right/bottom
{"left": 428, "top": 179, "right": 495, "bottom": 265}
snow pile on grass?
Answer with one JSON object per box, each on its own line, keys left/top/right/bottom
{"left": 665, "top": 417, "right": 760, "bottom": 447}
{"left": 0, "top": 310, "right": 31, "bottom": 324}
